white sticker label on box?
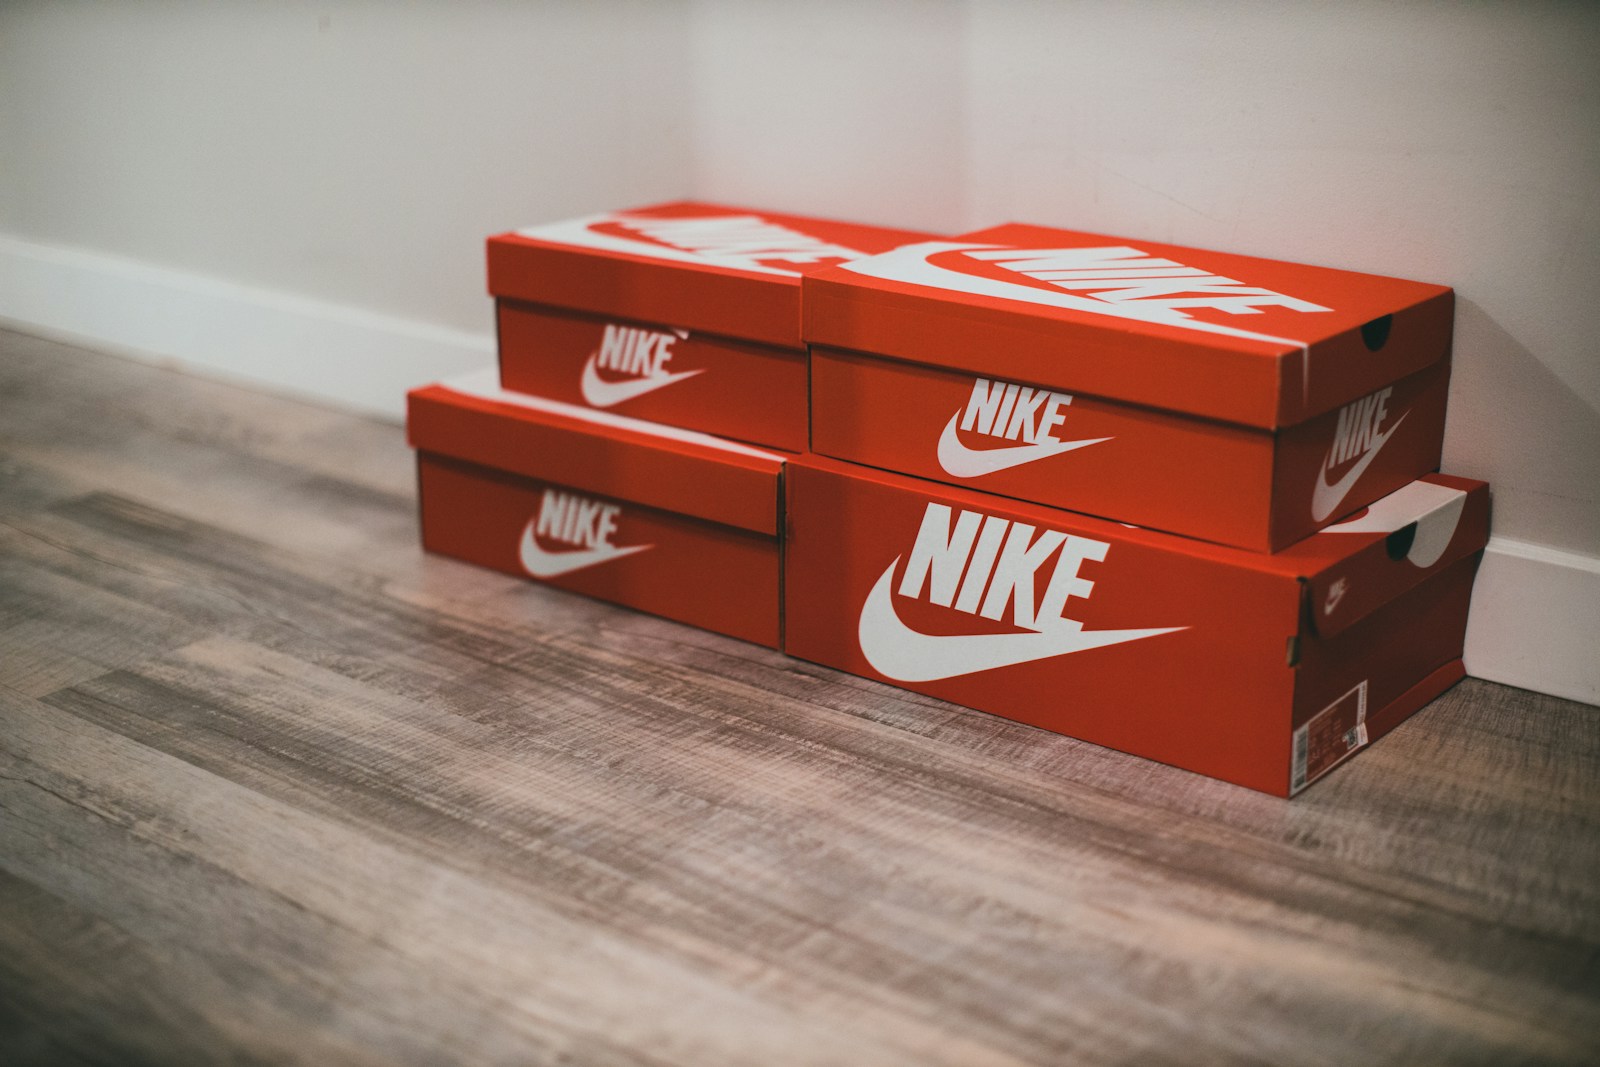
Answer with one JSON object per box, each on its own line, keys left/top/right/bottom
{"left": 1291, "top": 680, "right": 1370, "bottom": 796}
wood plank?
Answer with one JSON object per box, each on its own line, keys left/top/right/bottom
{"left": 0, "top": 328, "right": 418, "bottom": 580}
{"left": 32, "top": 632, "right": 1600, "bottom": 1065}
{"left": 0, "top": 867, "right": 278, "bottom": 1067}
{"left": 3, "top": 686, "right": 1025, "bottom": 1067}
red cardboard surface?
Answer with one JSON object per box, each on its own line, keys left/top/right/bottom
{"left": 498, "top": 302, "right": 808, "bottom": 452}
{"left": 407, "top": 371, "right": 787, "bottom": 648}
{"left": 407, "top": 371, "right": 786, "bottom": 536}
{"left": 804, "top": 224, "right": 1453, "bottom": 428}
{"left": 488, "top": 201, "right": 933, "bottom": 349}
{"left": 782, "top": 455, "right": 1487, "bottom": 795}
{"left": 809, "top": 347, "right": 1451, "bottom": 551}
{"left": 418, "top": 453, "right": 781, "bottom": 648}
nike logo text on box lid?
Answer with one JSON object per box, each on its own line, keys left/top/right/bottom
{"left": 802, "top": 223, "right": 1453, "bottom": 429}
{"left": 787, "top": 454, "right": 1488, "bottom": 663}
{"left": 406, "top": 368, "right": 787, "bottom": 537}
{"left": 489, "top": 202, "right": 937, "bottom": 349}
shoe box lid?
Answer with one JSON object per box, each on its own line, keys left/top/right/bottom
{"left": 803, "top": 223, "right": 1453, "bottom": 429}
{"left": 488, "top": 201, "right": 934, "bottom": 349}
{"left": 407, "top": 369, "right": 787, "bottom": 537}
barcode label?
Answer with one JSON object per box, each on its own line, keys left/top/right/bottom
{"left": 1291, "top": 726, "right": 1311, "bottom": 793}
{"left": 1290, "top": 681, "right": 1369, "bottom": 796}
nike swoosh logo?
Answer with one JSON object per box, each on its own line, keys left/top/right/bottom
{"left": 579, "top": 355, "right": 704, "bottom": 408}
{"left": 516, "top": 213, "right": 808, "bottom": 276}
{"left": 856, "top": 559, "right": 1184, "bottom": 683}
{"left": 1310, "top": 410, "right": 1408, "bottom": 522}
{"left": 1324, "top": 585, "right": 1346, "bottom": 615}
{"left": 936, "top": 413, "right": 1108, "bottom": 478}
{"left": 841, "top": 242, "right": 1310, "bottom": 349}
{"left": 518, "top": 522, "right": 651, "bottom": 578}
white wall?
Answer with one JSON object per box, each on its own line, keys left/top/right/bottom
{"left": 0, "top": 0, "right": 693, "bottom": 407}
{"left": 688, "top": 0, "right": 968, "bottom": 234}
{"left": 1, "top": 1, "right": 1596, "bottom": 702}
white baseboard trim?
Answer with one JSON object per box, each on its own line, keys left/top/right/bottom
{"left": 0, "top": 234, "right": 493, "bottom": 420}
{"left": 0, "top": 233, "right": 1594, "bottom": 706}
{"left": 1466, "top": 538, "right": 1599, "bottom": 706}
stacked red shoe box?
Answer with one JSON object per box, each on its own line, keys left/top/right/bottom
{"left": 406, "top": 207, "right": 1488, "bottom": 796}
{"left": 406, "top": 202, "right": 931, "bottom": 649}
{"left": 793, "top": 225, "right": 1484, "bottom": 795}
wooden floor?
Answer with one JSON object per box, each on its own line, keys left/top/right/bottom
{"left": 1, "top": 327, "right": 1596, "bottom": 1066}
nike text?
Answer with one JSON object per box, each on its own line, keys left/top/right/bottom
{"left": 854, "top": 500, "right": 1184, "bottom": 682}
{"left": 536, "top": 489, "right": 621, "bottom": 550}
{"left": 966, "top": 245, "right": 1330, "bottom": 318}
{"left": 580, "top": 323, "right": 704, "bottom": 407}
{"left": 1330, "top": 387, "right": 1392, "bottom": 467}
{"left": 900, "top": 502, "right": 1107, "bottom": 631}
{"left": 961, "top": 377, "right": 1073, "bottom": 445}
{"left": 596, "top": 323, "right": 679, "bottom": 379}
{"left": 937, "top": 376, "right": 1109, "bottom": 478}
{"left": 1311, "top": 386, "right": 1407, "bottom": 522}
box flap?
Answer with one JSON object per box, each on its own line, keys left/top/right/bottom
{"left": 1287, "top": 475, "right": 1490, "bottom": 637}
{"left": 803, "top": 223, "right": 1453, "bottom": 428}
{"left": 487, "top": 201, "right": 934, "bottom": 349}
{"left": 406, "top": 369, "right": 786, "bottom": 536}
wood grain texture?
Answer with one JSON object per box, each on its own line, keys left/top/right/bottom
{"left": 1, "top": 326, "right": 1597, "bottom": 1066}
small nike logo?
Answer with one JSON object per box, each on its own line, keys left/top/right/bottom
{"left": 518, "top": 521, "right": 651, "bottom": 579}
{"left": 857, "top": 558, "right": 1182, "bottom": 683}
{"left": 1324, "top": 577, "right": 1349, "bottom": 615}
{"left": 936, "top": 412, "right": 1107, "bottom": 478}
{"left": 1311, "top": 410, "right": 1408, "bottom": 522}
{"left": 579, "top": 355, "right": 704, "bottom": 408}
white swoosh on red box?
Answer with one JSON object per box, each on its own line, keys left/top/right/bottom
{"left": 516, "top": 213, "right": 807, "bottom": 276}
{"left": 842, "top": 241, "right": 1310, "bottom": 348}
{"left": 936, "top": 412, "right": 1108, "bottom": 478}
{"left": 1310, "top": 410, "right": 1408, "bottom": 522}
{"left": 579, "top": 355, "right": 705, "bottom": 409}
{"left": 518, "top": 522, "right": 652, "bottom": 579}
{"left": 856, "top": 559, "right": 1183, "bottom": 683}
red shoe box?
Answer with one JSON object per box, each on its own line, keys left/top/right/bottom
{"left": 407, "top": 370, "right": 788, "bottom": 648}
{"left": 488, "top": 201, "right": 933, "bottom": 451}
{"left": 804, "top": 225, "right": 1454, "bottom": 550}
{"left": 783, "top": 453, "right": 1488, "bottom": 795}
